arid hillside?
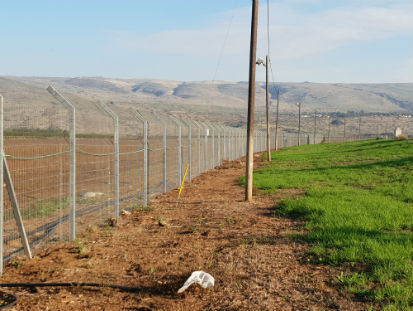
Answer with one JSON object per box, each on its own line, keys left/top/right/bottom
{"left": 1, "top": 76, "right": 412, "bottom": 114}
{"left": 0, "top": 76, "right": 411, "bottom": 137}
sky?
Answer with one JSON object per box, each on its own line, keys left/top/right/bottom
{"left": 0, "top": 0, "right": 412, "bottom": 83}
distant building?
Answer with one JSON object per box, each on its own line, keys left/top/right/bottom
{"left": 394, "top": 127, "right": 402, "bottom": 138}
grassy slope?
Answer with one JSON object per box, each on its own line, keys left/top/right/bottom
{"left": 251, "top": 140, "right": 413, "bottom": 310}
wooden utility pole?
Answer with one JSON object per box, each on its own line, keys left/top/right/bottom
{"left": 313, "top": 110, "right": 317, "bottom": 144}
{"left": 245, "top": 0, "right": 259, "bottom": 202}
{"left": 297, "top": 102, "right": 301, "bottom": 146}
{"left": 274, "top": 89, "right": 280, "bottom": 151}
{"left": 327, "top": 120, "right": 331, "bottom": 143}
{"left": 265, "top": 55, "right": 271, "bottom": 161}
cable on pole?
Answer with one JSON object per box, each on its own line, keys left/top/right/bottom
{"left": 267, "top": 0, "right": 270, "bottom": 57}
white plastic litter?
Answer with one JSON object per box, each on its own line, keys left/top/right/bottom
{"left": 177, "top": 271, "right": 215, "bottom": 293}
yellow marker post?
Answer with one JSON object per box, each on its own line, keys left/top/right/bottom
{"left": 175, "top": 164, "right": 189, "bottom": 209}
{"left": 178, "top": 164, "right": 189, "bottom": 198}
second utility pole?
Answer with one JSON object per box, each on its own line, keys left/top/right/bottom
{"left": 265, "top": 55, "right": 271, "bottom": 161}
{"left": 246, "top": 0, "right": 259, "bottom": 202}
{"left": 297, "top": 102, "right": 301, "bottom": 146}
{"left": 313, "top": 110, "right": 317, "bottom": 144}
{"left": 274, "top": 89, "right": 280, "bottom": 151}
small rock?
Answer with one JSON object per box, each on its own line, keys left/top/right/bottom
{"left": 107, "top": 218, "right": 117, "bottom": 227}
{"left": 158, "top": 220, "right": 168, "bottom": 227}
{"left": 121, "top": 210, "right": 131, "bottom": 215}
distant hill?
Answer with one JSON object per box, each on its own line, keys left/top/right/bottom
{"left": 0, "top": 76, "right": 411, "bottom": 115}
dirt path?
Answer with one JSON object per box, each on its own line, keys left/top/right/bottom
{"left": 1, "top": 157, "right": 369, "bottom": 310}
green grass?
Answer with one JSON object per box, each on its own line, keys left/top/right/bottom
{"left": 243, "top": 140, "right": 413, "bottom": 310}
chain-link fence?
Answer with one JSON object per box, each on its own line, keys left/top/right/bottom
{"left": 0, "top": 87, "right": 411, "bottom": 272}
{"left": 0, "top": 87, "right": 265, "bottom": 271}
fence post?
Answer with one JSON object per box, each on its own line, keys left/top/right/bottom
{"left": 240, "top": 129, "right": 243, "bottom": 157}
{"left": 207, "top": 123, "right": 215, "bottom": 168}
{"left": 227, "top": 127, "right": 231, "bottom": 160}
{"left": 231, "top": 128, "right": 235, "bottom": 160}
{"left": 168, "top": 116, "right": 182, "bottom": 186}
{"left": 182, "top": 120, "right": 192, "bottom": 181}
{"left": 238, "top": 129, "right": 242, "bottom": 158}
{"left": 262, "top": 131, "right": 265, "bottom": 151}
{"left": 144, "top": 120, "right": 148, "bottom": 206}
{"left": 222, "top": 126, "right": 226, "bottom": 161}
{"left": 152, "top": 113, "right": 167, "bottom": 193}
{"left": 258, "top": 131, "right": 260, "bottom": 151}
{"left": 234, "top": 129, "right": 237, "bottom": 159}
{"left": 205, "top": 123, "right": 209, "bottom": 169}
{"left": 244, "top": 129, "right": 246, "bottom": 156}
{"left": 163, "top": 122, "right": 167, "bottom": 192}
{"left": 0, "top": 95, "right": 3, "bottom": 274}
{"left": 258, "top": 131, "right": 261, "bottom": 152}
{"left": 262, "top": 131, "right": 264, "bottom": 151}
{"left": 212, "top": 124, "right": 215, "bottom": 168}
{"left": 199, "top": 122, "right": 208, "bottom": 171}
{"left": 47, "top": 86, "right": 76, "bottom": 241}
{"left": 134, "top": 111, "right": 148, "bottom": 207}
{"left": 240, "top": 129, "right": 244, "bottom": 157}
{"left": 258, "top": 131, "right": 260, "bottom": 152}
{"left": 97, "top": 102, "right": 120, "bottom": 218}
{"left": 234, "top": 128, "right": 238, "bottom": 159}
{"left": 216, "top": 125, "right": 221, "bottom": 165}
{"left": 235, "top": 129, "right": 238, "bottom": 159}
{"left": 228, "top": 127, "right": 231, "bottom": 160}
{"left": 221, "top": 125, "right": 228, "bottom": 160}
{"left": 233, "top": 128, "right": 236, "bottom": 160}
{"left": 193, "top": 121, "right": 201, "bottom": 176}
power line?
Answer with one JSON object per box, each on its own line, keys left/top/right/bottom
{"left": 267, "top": 0, "right": 270, "bottom": 56}
{"left": 212, "top": 0, "right": 237, "bottom": 81}
{"left": 267, "top": 0, "right": 277, "bottom": 101}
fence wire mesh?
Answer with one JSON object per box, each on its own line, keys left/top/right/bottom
{"left": 0, "top": 88, "right": 412, "bottom": 268}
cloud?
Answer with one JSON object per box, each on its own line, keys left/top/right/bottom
{"left": 112, "top": 2, "right": 412, "bottom": 61}
{"left": 109, "top": 1, "right": 412, "bottom": 82}
{"left": 111, "top": 6, "right": 251, "bottom": 58}
{"left": 263, "top": 3, "right": 413, "bottom": 60}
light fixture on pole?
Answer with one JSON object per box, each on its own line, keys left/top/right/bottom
{"left": 256, "top": 56, "right": 271, "bottom": 161}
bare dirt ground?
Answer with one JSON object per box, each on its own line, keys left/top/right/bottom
{"left": 1, "top": 155, "right": 370, "bottom": 311}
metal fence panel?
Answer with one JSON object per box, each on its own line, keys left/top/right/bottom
{"left": 1, "top": 89, "right": 407, "bottom": 268}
